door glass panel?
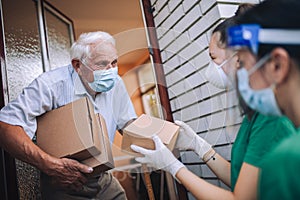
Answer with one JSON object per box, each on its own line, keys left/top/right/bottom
{"left": 2, "top": 0, "right": 43, "bottom": 101}
{"left": 2, "top": 0, "right": 43, "bottom": 199}
{"left": 45, "top": 4, "right": 74, "bottom": 69}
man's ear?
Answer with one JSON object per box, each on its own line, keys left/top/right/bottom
{"left": 71, "top": 59, "right": 81, "bottom": 74}
{"left": 270, "top": 47, "right": 290, "bottom": 84}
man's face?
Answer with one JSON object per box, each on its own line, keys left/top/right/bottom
{"left": 78, "top": 42, "right": 118, "bottom": 83}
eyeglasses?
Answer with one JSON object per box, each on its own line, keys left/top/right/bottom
{"left": 81, "top": 58, "right": 118, "bottom": 71}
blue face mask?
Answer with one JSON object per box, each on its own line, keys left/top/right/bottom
{"left": 237, "top": 55, "right": 282, "bottom": 116}
{"left": 88, "top": 67, "right": 118, "bottom": 92}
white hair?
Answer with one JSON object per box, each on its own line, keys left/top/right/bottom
{"left": 70, "top": 31, "right": 116, "bottom": 61}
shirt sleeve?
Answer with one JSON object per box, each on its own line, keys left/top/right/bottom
{"left": 243, "top": 114, "right": 295, "bottom": 167}
{"left": 0, "top": 76, "right": 54, "bottom": 139}
{"left": 112, "top": 76, "right": 137, "bottom": 130}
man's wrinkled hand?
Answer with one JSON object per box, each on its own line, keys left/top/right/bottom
{"left": 46, "top": 157, "right": 93, "bottom": 191}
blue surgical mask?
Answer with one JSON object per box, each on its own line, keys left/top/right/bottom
{"left": 237, "top": 55, "right": 282, "bottom": 116}
{"left": 88, "top": 67, "right": 118, "bottom": 92}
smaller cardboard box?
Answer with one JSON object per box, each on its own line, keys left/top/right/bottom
{"left": 122, "top": 114, "right": 179, "bottom": 156}
{"left": 82, "top": 114, "right": 115, "bottom": 177}
{"left": 37, "top": 97, "right": 101, "bottom": 160}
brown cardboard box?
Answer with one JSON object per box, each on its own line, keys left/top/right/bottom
{"left": 122, "top": 114, "right": 179, "bottom": 156}
{"left": 82, "top": 114, "right": 115, "bottom": 177}
{"left": 37, "top": 97, "right": 115, "bottom": 176}
{"left": 37, "top": 97, "right": 102, "bottom": 160}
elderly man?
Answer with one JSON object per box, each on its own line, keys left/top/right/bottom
{"left": 0, "top": 31, "right": 136, "bottom": 199}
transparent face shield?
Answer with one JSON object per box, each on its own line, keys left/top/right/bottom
{"left": 221, "top": 49, "right": 245, "bottom": 140}
{"left": 224, "top": 25, "right": 266, "bottom": 133}
{"left": 223, "top": 48, "right": 239, "bottom": 85}
{"left": 224, "top": 26, "right": 268, "bottom": 127}
{"left": 225, "top": 24, "right": 300, "bottom": 123}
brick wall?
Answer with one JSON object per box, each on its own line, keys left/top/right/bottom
{"left": 147, "top": 0, "right": 259, "bottom": 199}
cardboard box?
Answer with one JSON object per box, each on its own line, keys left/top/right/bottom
{"left": 36, "top": 97, "right": 115, "bottom": 176}
{"left": 122, "top": 114, "right": 179, "bottom": 156}
{"left": 37, "top": 97, "right": 102, "bottom": 160}
{"left": 82, "top": 114, "right": 115, "bottom": 176}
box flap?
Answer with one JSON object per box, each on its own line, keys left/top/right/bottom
{"left": 86, "top": 99, "right": 102, "bottom": 156}
{"left": 82, "top": 114, "right": 115, "bottom": 177}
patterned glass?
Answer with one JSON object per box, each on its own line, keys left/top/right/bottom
{"left": 2, "top": 0, "right": 43, "bottom": 199}
{"left": 45, "top": 7, "right": 73, "bottom": 69}
{"left": 2, "top": 0, "right": 43, "bottom": 101}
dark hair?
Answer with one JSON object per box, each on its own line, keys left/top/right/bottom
{"left": 213, "top": 17, "right": 237, "bottom": 46}
{"left": 236, "top": 0, "right": 300, "bottom": 62}
{"left": 212, "top": 3, "right": 254, "bottom": 47}
{"left": 235, "top": 3, "right": 254, "bottom": 16}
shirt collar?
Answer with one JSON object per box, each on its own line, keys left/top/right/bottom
{"left": 70, "top": 65, "right": 89, "bottom": 95}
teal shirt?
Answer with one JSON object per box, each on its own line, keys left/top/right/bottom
{"left": 259, "top": 128, "right": 300, "bottom": 200}
{"left": 231, "top": 112, "right": 296, "bottom": 190}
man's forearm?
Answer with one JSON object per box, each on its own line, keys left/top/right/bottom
{"left": 0, "top": 121, "right": 95, "bottom": 189}
{"left": 0, "top": 121, "right": 55, "bottom": 174}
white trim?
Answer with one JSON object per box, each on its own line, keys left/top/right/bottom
{"left": 259, "top": 29, "right": 300, "bottom": 45}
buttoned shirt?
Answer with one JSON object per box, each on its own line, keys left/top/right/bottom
{"left": 0, "top": 64, "right": 136, "bottom": 142}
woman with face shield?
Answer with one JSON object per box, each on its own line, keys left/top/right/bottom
{"left": 227, "top": 0, "right": 300, "bottom": 199}
{"left": 203, "top": 11, "right": 296, "bottom": 198}
{"left": 131, "top": 4, "right": 295, "bottom": 199}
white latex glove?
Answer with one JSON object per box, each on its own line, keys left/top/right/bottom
{"left": 131, "top": 136, "right": 185, "bottom": 178}
{"left": 175, "top": 120, "right": 212, "bottom": 159}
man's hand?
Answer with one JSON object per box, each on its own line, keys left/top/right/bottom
{"left": 0, "top": 122, "right": 93, "bottom": 191}
{"left": 43, "top": 156, "right": 93, "bottom": 191}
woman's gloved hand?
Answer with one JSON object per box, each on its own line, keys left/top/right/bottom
{"left": 131, "top": 136, "right": 185, "bottom": 178}
{"left": 175, "top": 120, "right": 212, "bottom": 159}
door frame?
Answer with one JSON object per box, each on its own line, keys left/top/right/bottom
{"left": 140, "top": 0, "right": 188, "bottom": 199}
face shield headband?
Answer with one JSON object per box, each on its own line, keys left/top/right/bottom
{"left": 227, "top": 24, "right": 300, "bottom": 54}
